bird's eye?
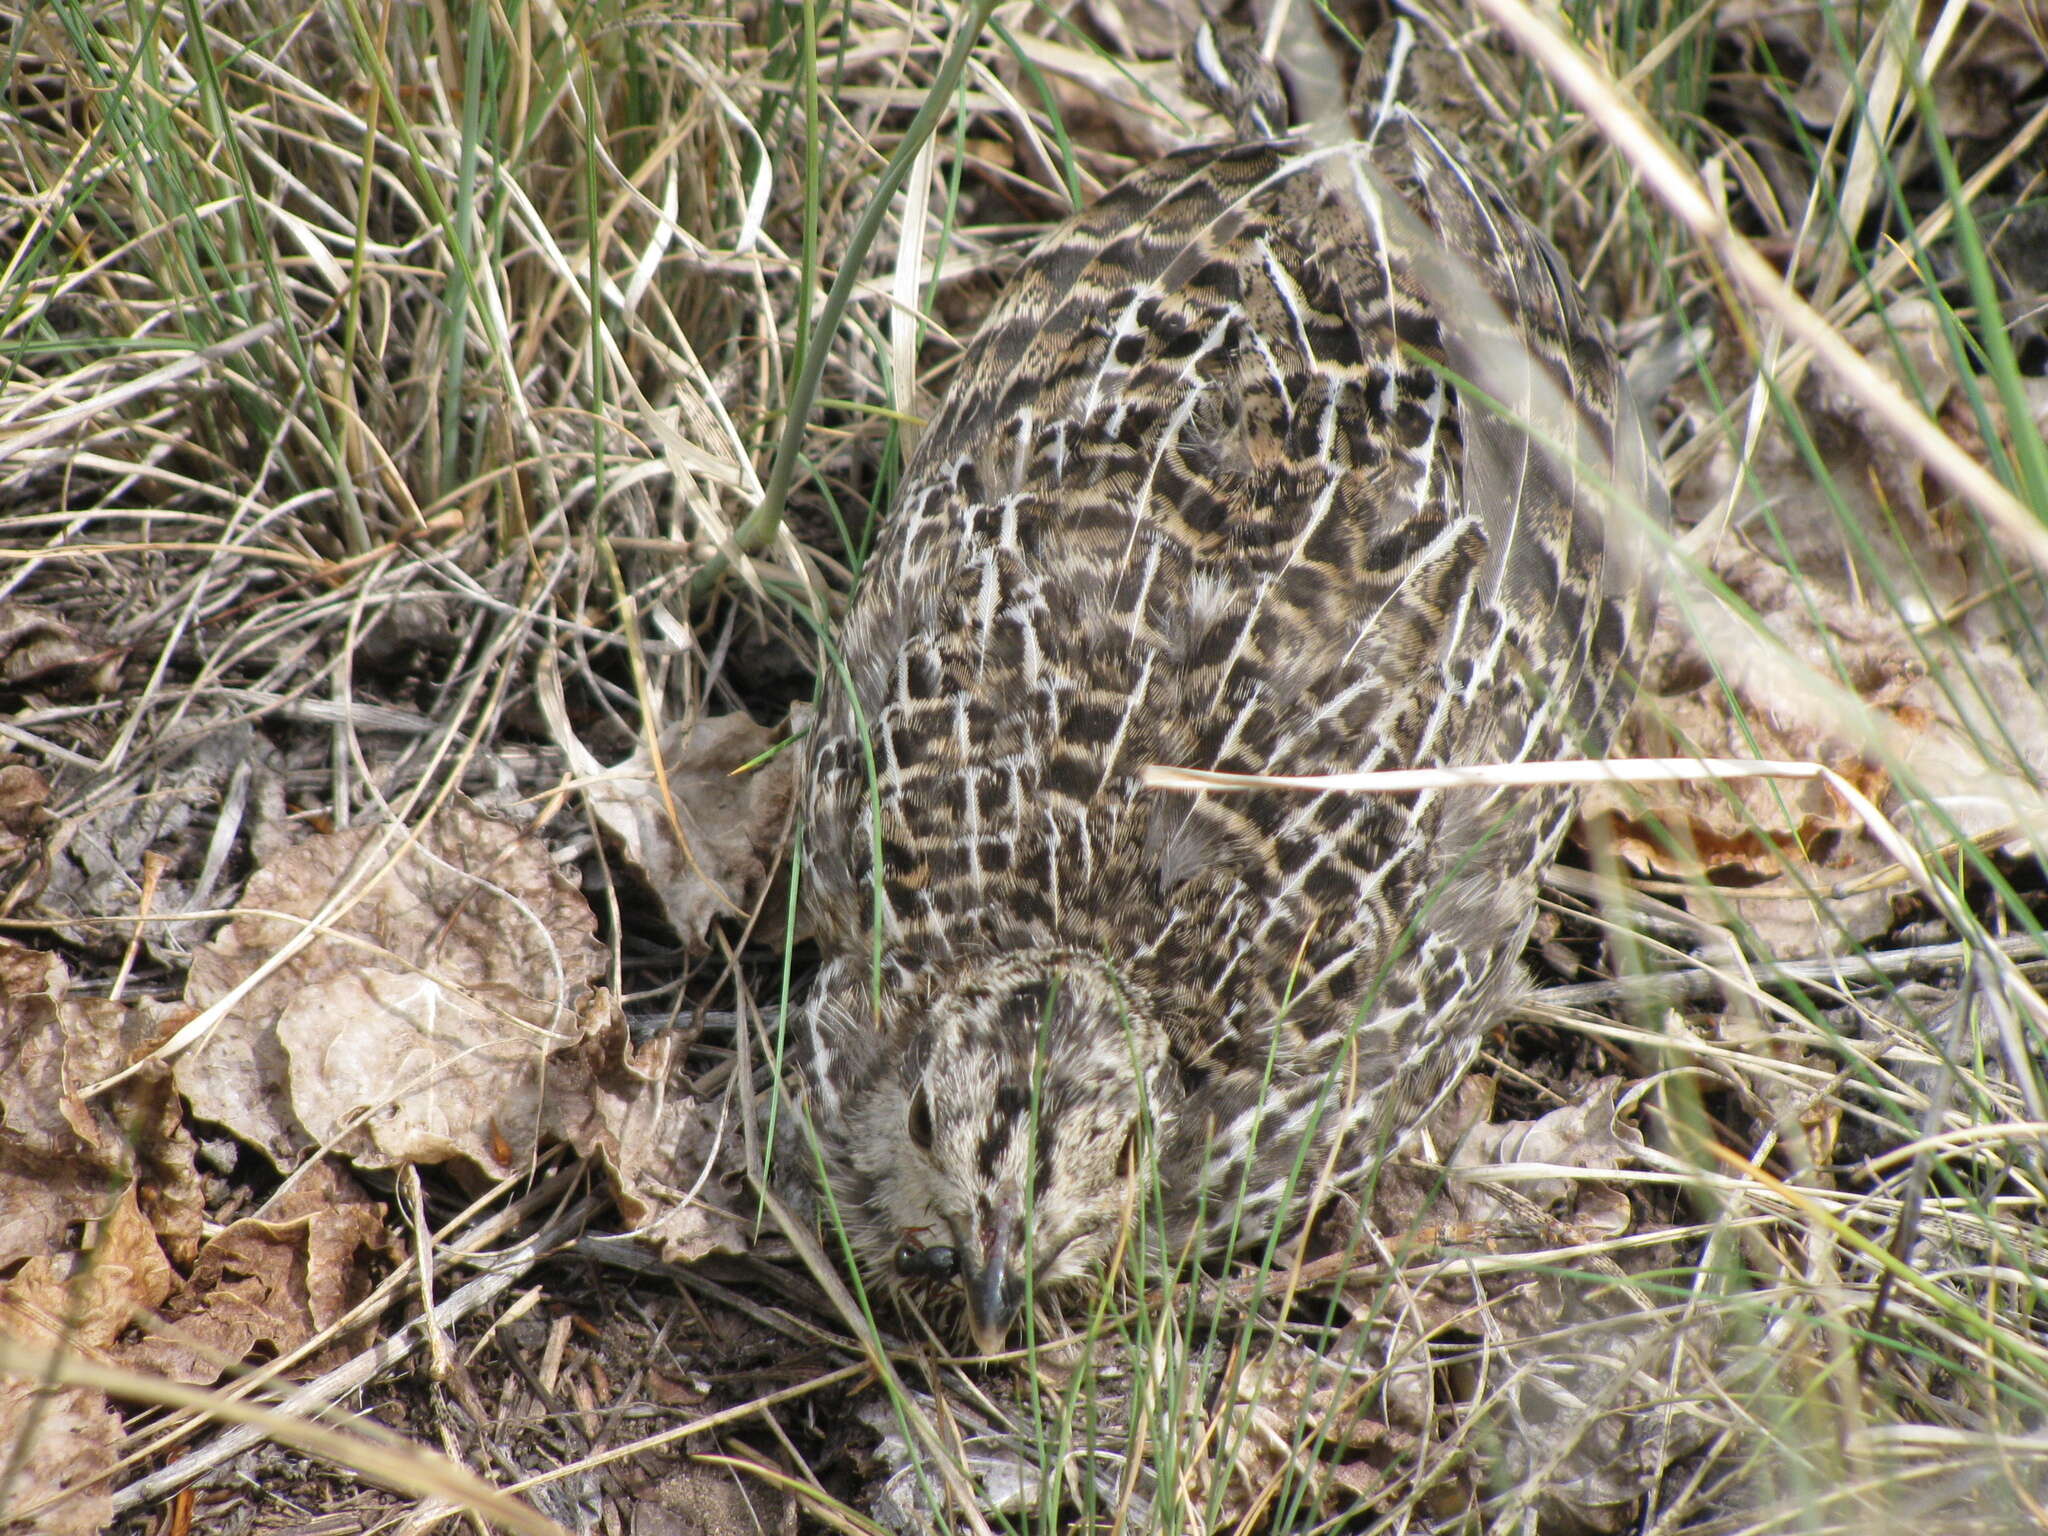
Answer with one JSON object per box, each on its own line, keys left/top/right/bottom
{"left": 907, "top": 1084, "right": 935, "bottom": 1151}
{"left": 894, "top": 1242, "right": 958, "bottom": 1281}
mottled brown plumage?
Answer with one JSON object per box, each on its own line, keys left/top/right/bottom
{"left": 797, "top": 30, "right": 1665, "bottom": 1354}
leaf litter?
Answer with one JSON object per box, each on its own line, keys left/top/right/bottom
{"left": 1585, "top": 292, "right": 2048, "bottom": 957}
{"left": 174, "top": 795, "right": 748, "bottom": 1261}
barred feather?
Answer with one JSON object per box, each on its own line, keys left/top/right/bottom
{"left": 797, "top": 31, "right": 1666, "bottom": 1349}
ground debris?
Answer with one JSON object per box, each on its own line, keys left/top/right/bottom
{"left": 558, "top": 709, "right": 798, "bottom": 953}
{"left": 170, "top": 795, "right": 748, "bottom": 1262}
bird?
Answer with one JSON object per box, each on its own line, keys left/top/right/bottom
{"left": 795, "top": 22, "right": 1665, "bottom": 1356}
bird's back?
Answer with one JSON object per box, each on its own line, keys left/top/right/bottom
{"left": 802, "top": 108, "right": 1662, "bottom": 1235}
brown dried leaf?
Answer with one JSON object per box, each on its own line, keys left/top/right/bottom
{"left": 1375, "top": 1078, "right": 1644, "bottom": 1247}
{"left": 38, "top": 723, "right": 290, "bottom": 966}
{"left": 1082, "top": 0, "right": 1197, "bottom": 60}
{"left": 1451, "top": 1078, "right": 1646, "bottom": 1243}
{"left": 1186, "top": 1328, "right": 1401, "bottom": 1530}
{"left": 276, "top": 969, "right": 583, "bottom": 1173}
{"left": 127, "top": 1161, "right": 393, "bottom": 1385}
{"left": 0, "top": 1186, "right": 175, "bottom": 1355}
{"left": 0, "top": 758, "right": 53, "bottom": 909}
{"left": 0, "top": 600, "right": 123, "bottom": 697}
{"left": 177, "top": 797, "right": 606, "bottom": 1168}
{"left": 542, "top": 1009, "right": 748, "bottom": 1264}
{"left": 0, "top": 942, "right": 203, "bottom": 1271}
{"left": 1588, "top": 282, "right": 2048, "bottom": 954}
{"left": 624, "top": 1462, "right": 798, "bottom": 1536}
{"left": 1590, "top": 493, "right": 2048, "bottom": 954}
{"left": 0, "top": 1381, "right": 121, "bottom": 1536}
{"left": 1585, "top": 661, "right": 1898, "bottom": 957}
{"left": 1367, "top": 1073, "right": 1497, "bottom": 1242}
{"left": 1358, "top": 1082, "right": 1714, "bottom": 1532}
{"left": 1673, "top": 299, "right": 1972, "bottom": 613}
{"left": 172, "top": 801, "right": 745, "bottom": 1259}
{"left": 1479, "top": 1276, "right": 1722, "bottom": 1533}
{"left": 579, "top": 715, "right": 796, "bottom": 951}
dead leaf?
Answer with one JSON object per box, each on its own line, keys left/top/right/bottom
{"left": 859, "top": 1395, "right": 1088, "bottom": 1534}
{"left": 1451, "top": 1078, "right": 1647, "bottom": 1243}
{"left": 0, "top": 1380, "right": 121, "bottom": 1536}
{"left": 277, "top": 968, "right": 580, "bottom": 1173}
{"left": 172, "top": 799, "right": 746, "bottom": 1262}
{"left": 1002, "top": 32, "right": 1219, "bottom": 163}
{"left": 1587, "top": 462, "right": 2048, "bottom": 955}
{"left": 0, "top": 942, "right": 203, "bottom": 1271}
{"left": 1194, "top": 1330, "right": 1395, "bottom": 1529}
{"left": 575, "top": 714, "right": 796, "bottom": 951}
{"left": 127, "top": 1161, "right": 393, "bottom": 1385}
{"left": 1479, "top": 1274, "right": 1721, "bottom": 1533}
{"left": 1584, "top": 652, "right": 1899, "bottom": 957}
{"left": 1081, "top": 0, "right": 1192, "bottom": 60}
{"left": 38, "top": 723, "right": 290, "bottom": 965}
{"left": 177, "top": 796, "right": 607, "bottom": 1169}
{"left": 543, "top": 1008, "right": 749, "bottom": 1264}
{"left": 0, "top": 600, "right": 123, "bottom": 698}
{"left": 0, "top": 1186, "right": 175, "bottom": 1355}
{"left": 0, "top": 758, "right": 52, "bottom": 910}
{"left": 624, "top": 1460, "right": 798, "bottom": 1536}
{"left": 1376, "top": 1078, "right": 1645, "bottom": 1248}
{"left": 1673, "top": 298, "right": 1972, "bottom": 614}
{"left": 1354, "top": 1081, "right": 1714, "bottom": 1532}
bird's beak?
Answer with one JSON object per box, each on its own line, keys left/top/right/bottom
{"left": 963, "top": 1211, "right": 1022, "bottom": 1356}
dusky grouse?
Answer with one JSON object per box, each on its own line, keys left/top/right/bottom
{"left": 797, "top": 26, "right": 1665, "bottom": 1355}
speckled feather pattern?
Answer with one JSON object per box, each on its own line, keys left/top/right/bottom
{"left": 798, "top": 102, "right": 1664, "bottom": 1325}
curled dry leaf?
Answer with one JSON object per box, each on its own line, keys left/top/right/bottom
{"left": 0, "top": 940, "right": 203, "bottom": 1271}
{"left": 1378, "top": 1077, "right": 1645, "bottom": 1250}
{"left": 859, "top": 1395, "right": 1098, "bottom": 1535}
{"left": 1593, "top": 292, "right": 2048, "bottom": 956}
{"left": 0, "top": 599, "right": 123, "bottom": 698}
{"left": 572, "top": 713, "right": 797, "bottom": 951}
{"left": 0, "top": 757, "right": 52, "bottom": 909}
{"left": 126, "top": 1160, "right": 395, "bottom": 1386}
{"left": 1720, "top": 0, "right": 2047, "bottom": 140}
{"left": 0, "top": 1185, "right": 175, "bottom": 1355}
{"left": 177, "top": 796, "right": 606, "bottom": 1169}
{"left": 39, "top": 722, "right": 291, "bottom": 966}
{"left": 1359, "top": 1080, "right": 1714, "bottom": 1532}
{"left": 1451, "top": 1077, "right": 1647, "bottom": 1243}
{"left": 0, "top": 1191, "right": 174, "bottom": 1535}
{"left": 1475, "top": 1283, "right": 1721, "bottom": 1533}
{"left": 1192, "top": 1330, "right": 1395, "bottom": 1530}
{"left": 545, "top": 1008, "right": 748, "bottom": 1264}
{"left": 623, "top": 1461, "right": 799, "bottom": 1536}
{"left": 174, "top": 798, "right": 747, "bottom": 1261}
{"left": 277, "top": 970, "right": 588, "bottom": 1174}
{"left": 1584, "top": 656, "right": 1898, "bottom": 958}
{"left": 0, "top": 1380, "right": 122, "bottom": 1536}
{"left": 1592, "top": 543, "right": 2048, "bottom": 954}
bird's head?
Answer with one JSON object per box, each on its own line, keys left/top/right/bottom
{"left": 820, "top": 955, "right": 1168, "bottom": 1355}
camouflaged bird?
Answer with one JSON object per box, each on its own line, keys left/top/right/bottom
{"left": 797, "top": 26, "right": 1665, "bottom": 1355}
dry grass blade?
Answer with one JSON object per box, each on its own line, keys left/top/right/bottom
{"left": 1471, "top": 0, "right": 2048, "bottom": 565}
{"left": 0, "top": 1341, "right": 573, "bottom": 1536}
